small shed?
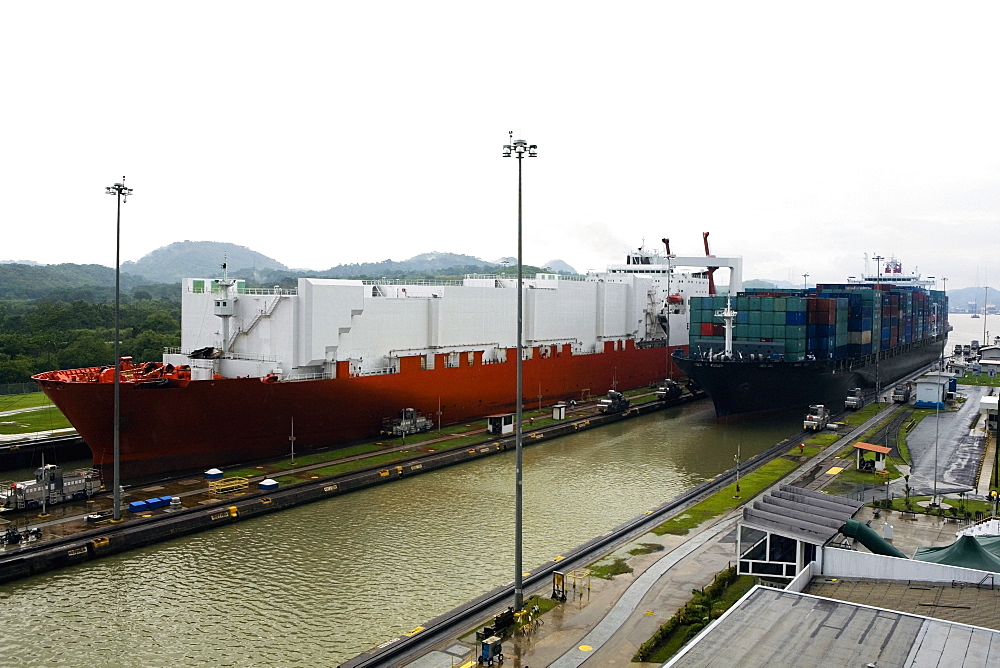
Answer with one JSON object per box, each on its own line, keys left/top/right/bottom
{"left": 486, "top": 413, "right": 515, "bottom": 436}
{"left": 259, "top": 478, "right": 279, "bottom": 491}
{"left": 979, "top": 345, "right": 1000, "bottom": 361}
{"left": 551, "top": 403, "right": 567, "bottom": 420}
{"left": 204, "top": 468, "right": 224, "bottom": 480}
{"left": 852, "top": 441, "right": 891, "bottom": 472}
{"left": 979, "top": 359, "right": 1000, "bottom": 378}
{"left": 914, "top": 372, "right": 952, "bottom": 409}
{"left": 980, "top": 395, "right": 999, "bottom": 432}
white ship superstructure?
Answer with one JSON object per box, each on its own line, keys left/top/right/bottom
{"left": 165, "top": 244, "right": 743, "bottom": 382}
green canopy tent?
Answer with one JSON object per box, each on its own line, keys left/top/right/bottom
{"left": 913, "top": 535, "right": 1000, "bottom": 572}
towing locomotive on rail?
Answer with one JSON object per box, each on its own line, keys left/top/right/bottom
{"left": 1, "top": 465, "right": 101, "bottom": 510}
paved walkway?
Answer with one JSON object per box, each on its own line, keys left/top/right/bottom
{"left": 977, "top": 430, "right": 996, "bottom": 496}
{"left": 545, "top": 516, "right": 738, "bottom": 667}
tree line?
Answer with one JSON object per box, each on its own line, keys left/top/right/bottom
{"left": 0, "top": 293, "right": 180, "bottom": 384}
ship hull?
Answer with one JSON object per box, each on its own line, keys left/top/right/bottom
{"left": 675, "top": 337, "right": 945, "bottom": 419}
{"left": 36, "top": 343, "right": 684, "bottom": 481}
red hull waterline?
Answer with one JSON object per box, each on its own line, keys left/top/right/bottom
{"left": 34, "top": 342, "right": 685, "bottom": 481}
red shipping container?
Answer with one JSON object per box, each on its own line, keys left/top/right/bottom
{"left": 700, "top": 322, "right": 714, "bottom": 336}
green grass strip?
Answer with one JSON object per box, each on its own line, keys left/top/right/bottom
{"left": 840, "top": 402, "right": 887, "bottom": 425}
{"left": 226, "top": 444, "right": 389, "bottom": 478}
{"left": 955, "top": 373, "right": 1000, "bottom": 386}
{"left": 652, "top": 458, "right": 798, "bottom": 536}
{"left": 0, "top": 406, "right": 72, "bottom": 434}
{"left": 0, "top": 392, "right": 52, "bottom": 411}
{"left": 589, "top": 557, "right": 632, "bottom": 580}
{"left": 306, "top": 452, "right": 417, "bottom": 478}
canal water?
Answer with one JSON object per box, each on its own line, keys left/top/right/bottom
{"left": 950, "top": 312, "right": 995, "bottom": 350}
{"left": 0, "top": 400, "right": 799, "bottom": 667}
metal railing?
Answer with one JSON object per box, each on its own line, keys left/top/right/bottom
{"left": 162, "top": 348, "right": 278, "bottom": 363}
{"left": 0, "top": 382, "right": 42, "bottom": 396}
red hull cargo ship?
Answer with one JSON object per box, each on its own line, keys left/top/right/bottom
{"left": 34, "top": 241, "right": 743, "bottom": 480}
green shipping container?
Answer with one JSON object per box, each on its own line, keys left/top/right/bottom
{"left": 787, "top": 325, "right": 807, "bottom": 340}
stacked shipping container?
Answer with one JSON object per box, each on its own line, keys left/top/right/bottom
{"left": 687, "top": 285, "right": 945, "bottom": 364}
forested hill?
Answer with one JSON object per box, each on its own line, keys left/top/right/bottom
{"left": 0, "top": 263, "right": 162, "bottom": 301}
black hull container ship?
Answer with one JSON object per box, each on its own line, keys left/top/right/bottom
{"left": 675, "top": 258, "right": 948, "bottom": 418}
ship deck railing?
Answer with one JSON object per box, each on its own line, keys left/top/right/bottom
{"left": 163, "top": 348, "right": 278, "bottom": 363}
{"left": 285, "top": 367, "right": 398, "bottom": 380}
{"left": 284, "top": 372, "right": 334, "bottom": 381}
{"left": 362, "top": 278, "right": 465, "bottom": 286}
{"left": 188, "top": 286, "right": 299, "bottom": 296}
{"left": 239, "top": 287, "right": 298, "bottom": 296}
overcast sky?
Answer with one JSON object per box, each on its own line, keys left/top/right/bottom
{"left": 3, "top": 2, "right": 998, "bottom": 290}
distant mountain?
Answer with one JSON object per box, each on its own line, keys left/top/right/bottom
{"left": 121, "top": 241, "right": 289, "bottom": 284}
{"left": 0, "top": 241, "right": 581, "bottom": 301}
{"left": 743, "top": 279, "right": 778, "bottom": 289}
{"left": 396, "top": 252, "right": 492, "bottom": 271}
{"left": 750, "top": 279, "right": 807, "bottom": 289}
{"left": 543, "top": 259, "right": 577, "bottom": 274}
{"left": 946, "top": 286, "right": 1000, "bottom": 313}
{"left": 0, "top": 259, "right": 42, "bottom": 266}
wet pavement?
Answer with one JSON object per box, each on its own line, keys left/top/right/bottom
{"left": 906, "top": 384, "right": 987, "bottom": 496}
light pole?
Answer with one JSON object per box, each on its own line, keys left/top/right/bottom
{"left": 503, "top": 132, "right": 536, "bottom": 611}
{"left": 984, "top": 286, "right": 988, "bottom": 344}
{"left": 802, "top": 273, "right": 809, "bottom": 292}
{"left": 105, "top": 177, "right": 133, "bottom": 521}
{"left": 942, "top": 277, "right": 948, "bottom": 367}
{"left": 933, "top": 302, "right": 940, "bottom": 508}
{"left": 873, "top": 255, "right": 883, "bottom": 399}
{"left": 666, "top": 249, "right": 673, "bottom": 379}
{"left": 932, "top": 278, "right": 948, "bottom": 507}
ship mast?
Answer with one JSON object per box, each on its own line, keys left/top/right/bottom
{"left": 214, "top": 260, "right": 237, "bottom": 361}
{"left": 715, "top": 296, "right": 737, "bottom": 359}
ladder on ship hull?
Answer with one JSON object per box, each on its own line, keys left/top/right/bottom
{"left": 227, "top": 294, "right": 282, "bottom": 350}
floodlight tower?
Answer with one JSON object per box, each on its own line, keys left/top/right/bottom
{"left": 105, "top": 177, "right": 133, "bottom": 522}
{"left": 502, "top": 133, "right": 537, "bottom": 611}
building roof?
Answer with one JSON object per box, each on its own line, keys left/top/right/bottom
{"left": 666, "top": 586, "right": 1000, "bottom": 667}
{"left": 853, "top": 441, "right": 892, "bottom": 454}
{"left": 740, "top": 485, "right": 864, "bottom": 546}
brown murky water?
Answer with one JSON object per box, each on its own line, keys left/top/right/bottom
{"left": 0, "top": 400, "right": 799, "bottom": 667}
